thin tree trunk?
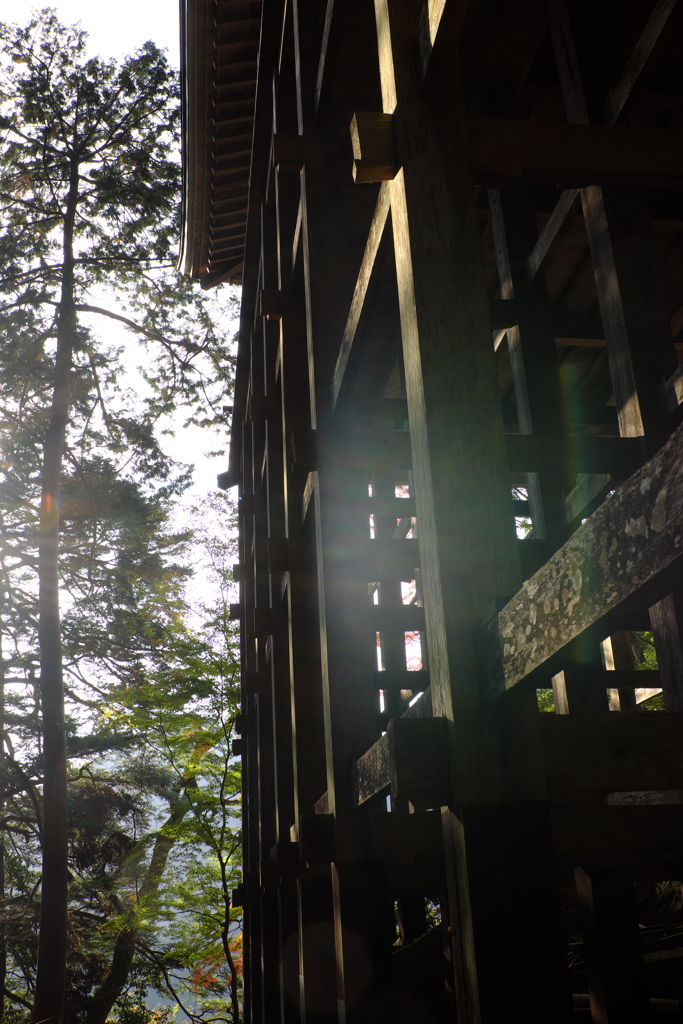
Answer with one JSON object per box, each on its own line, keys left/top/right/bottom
{"left": 31, "top": 158, "right": 79, "bottom": 1024}
{"left": 0, "top": 615, "right": 6, "bottom": 1023}
{"left": 82, "top": 798, "right": 190, "bottom": 1024}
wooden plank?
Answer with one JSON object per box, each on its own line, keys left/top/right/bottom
{"left": 541, "top": 713, "right": 683, "bottom": 793}
{"left": 479, "top": 417, "right": 683, "bottom": 699}
{"left": 331, "top": 183, "right": 391, "bottom": 410}
{"left": 468, "top": 118, "right": 683, "bottom": 190}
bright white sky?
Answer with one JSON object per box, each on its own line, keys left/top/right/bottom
{"left": 0, "top": 0, "right": 181, "bottom": 65}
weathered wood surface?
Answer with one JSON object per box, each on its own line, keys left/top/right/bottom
{"left": 541, "top": 713, "right": 683, "bottom": 793}
{"left": 332, "top": 183, "right": 391, "bottom": 408}
{"left": 353, "top": 716, "right": 450, "bottom": 807}
{"left": 479, "top": 418, "right": 683, "bottom": 699}
{"left": 468, "top": 118, "right": 683, "bottom": 190}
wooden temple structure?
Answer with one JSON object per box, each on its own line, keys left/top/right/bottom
{"left": 180, "top": 0, "right": 683, "bottom": 1020}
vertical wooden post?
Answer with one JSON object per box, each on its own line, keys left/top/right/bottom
{"left": 373, "top": 1, "right": 570, "bottom": 1020}
{"left": 575, "top": 866, "right": 650, "bottom": 1024}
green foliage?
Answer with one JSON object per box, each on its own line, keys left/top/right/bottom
{"left": 0, "top": 8, "right": 242, "bottom": 1022}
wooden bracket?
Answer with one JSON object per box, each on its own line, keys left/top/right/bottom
{"left": 232, "top": 562, "right": 246, "bottom": 582}
{"left": 228, "top": 602, "right": 241, "bottom": 621}
{"left": 350, "top": 112, "right": 397, "bottom": 183}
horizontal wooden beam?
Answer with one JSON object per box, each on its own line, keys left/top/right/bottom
{"left": 541, "top": 713, "right": 683, "bottom": 793}
{"left": 505, "top": 433, "right": 644, "bottom": 476}
{"left": 479, "top": 418, "right": 683, "bottom": 699}
{"left": 468, "top": 118, "right": 683, "bottom": 190}
{"left": 354, "top": 717, "right": 451, "bottom": 808}
{"left": 551, "top": 802, "right": 683, "bottom": 865}
{"left": 373, "top": 670, "right": 429, "bottom": 691}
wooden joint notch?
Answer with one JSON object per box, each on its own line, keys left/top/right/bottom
{"left": 350, "top": 112, "right": 397, "bottom": 183}
{"left": 354, "top": 717, "right": 452, "bottom": 810}
{"left": 231, "top": 738, "right": 244, "bottom": 757}
{"left": 273, "top": 133, "right": 304, "bottom": 172}
{"left": 232, "top": 562, "right": 246, "bottom": 582}
{"left": 299, "top": 813, "right": 336, "bottom": 863}
{"left": 231, "top": 883, "right": 245, "bottom": 908}
{"left": 234, "top": 713, "right": 246, "bottom": 735}
{"left": 258, "top": 287, "right": 281, "bottom": 320}
{"left": 228, "top": 602, "right": 241, "bottom": 621}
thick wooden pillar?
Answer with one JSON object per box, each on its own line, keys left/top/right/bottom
{"left": 374, "top": 1, "right": 570, "bottom": 1020}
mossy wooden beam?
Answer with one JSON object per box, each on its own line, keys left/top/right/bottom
{"left": 479, "top": 419, "right": 683, "bottom": 700}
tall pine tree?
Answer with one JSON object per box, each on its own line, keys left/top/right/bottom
{"left": 0, "top": 11, "right": 237, "bottom": 1020}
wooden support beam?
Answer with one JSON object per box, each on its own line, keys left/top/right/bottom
{"left": 527, "top": 189, "right": 580, "bottom": 284}
{"left": 479, "top": 418, "right": 683, "bottom": 699}
{"left": 504, "top": 433, "right": 643, "bottom": 476}
{"left": 540, "top": 713, "right": 683, "bottom": 793}
{"left": 332, "top": 183, "right": 391, "bottom": 409}
{"left": 353, "top": 716, "right": 451, "bottom": 808}
{"left": 468, "top": 118, "right": 683, "bottom": 190}
{"left": 551, "top": 803, "right": 683, "bottom": 865}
